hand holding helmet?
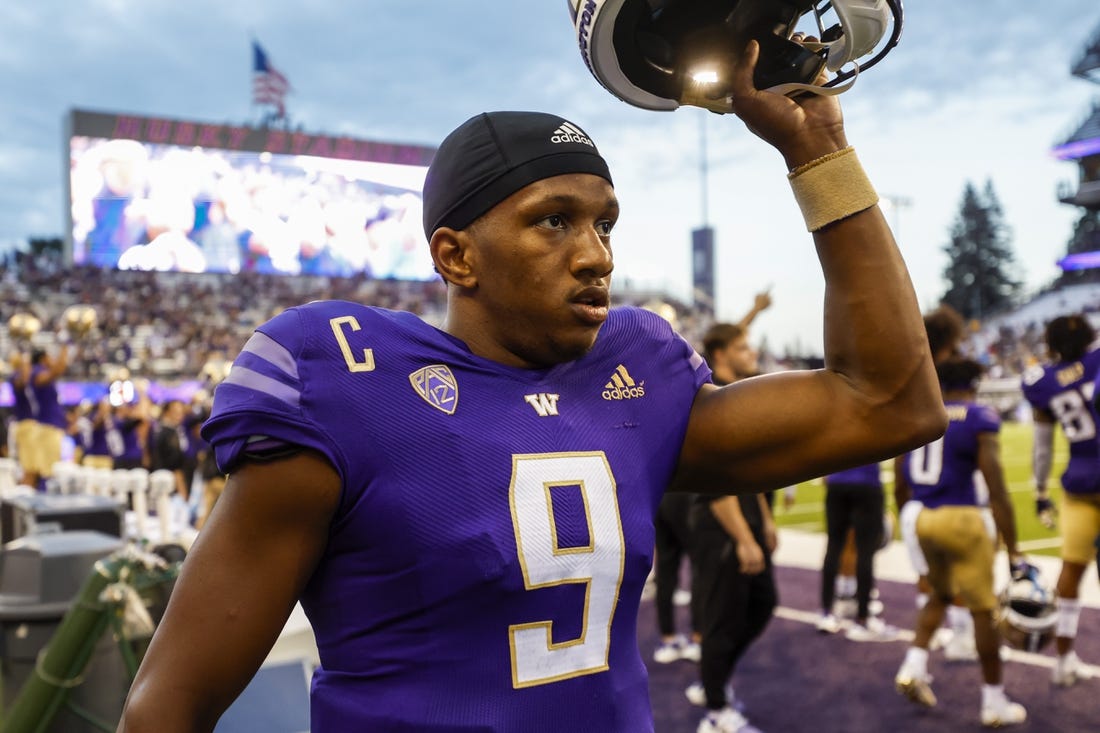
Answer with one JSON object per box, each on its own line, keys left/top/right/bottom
{"left": 569, "top": 0, "right": 904, "bottom": 114}
{"left": 1009, "top": 555, "right": 1039, "bottom": 584}
{"left": 721, "top": 38, "right": 846, "bottom": 168}
{"left": 7, "top": 312, "right": 42, "bottom": 342}
{"left": 60, "top": 304, "right": 98, "bottom": 348}
{"left": 1036, "top": 496, "right": 1057, "bottom": 530}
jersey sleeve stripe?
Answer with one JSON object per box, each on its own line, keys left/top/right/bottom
{"left": 688, "top": 348, "right": 704, "bottom": 371}
{"left": 242, "top": 331, "right": 300, "bottom": 379}
{"left": 223, "top": 365, "right": 301, "bottom": 408}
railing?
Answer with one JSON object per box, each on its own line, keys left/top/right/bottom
{"left": 1057, "top": 178, "right": 1100, "bottom": 206}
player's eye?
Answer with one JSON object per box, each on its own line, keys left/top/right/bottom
{"left": 596, "top": 220, "right": 614, "bottom": 237}
{"left": 540, "top": 214, "right": 566, "bottom": 230}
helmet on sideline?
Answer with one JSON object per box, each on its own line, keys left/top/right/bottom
{"left": 997, "top": 570, "right": 1057, "bottom": 653}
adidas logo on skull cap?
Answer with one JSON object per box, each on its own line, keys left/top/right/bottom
{"left": 550, "top": 122, "right": 594, "bottom": 146}
{"left": 422, "top": 111, "right": 612, "bottom": 239}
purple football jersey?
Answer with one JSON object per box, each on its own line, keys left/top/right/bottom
{"left": 29, "top": 365, "right": 65, "bottom": 428}
{"left": 901, "top": 399, "right": 999, "bottom": 509}
{"left": 86, "top": 415, "right": 122, "bottom": 459}
{"left": 1023, "top": 348, "right": 1100, "bottom": 495}
{"left": 202, "top": 302, "right": 711, "bottom": 732}
{"left": 9, "top": 377, "right": 34, "bottom": 421}
{"left": 826, "top": 463, "right": 881, "bottom": 487}
{"left": 116, "top": 418, "right": 146, "bottom": 465}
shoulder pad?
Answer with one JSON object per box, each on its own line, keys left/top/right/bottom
{"left": 1021, "top": 365, "right": 1046, "bottom": 387}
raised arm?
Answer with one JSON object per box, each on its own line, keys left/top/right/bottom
{"left": 10, "top": 353, "right": 30, "bottom": 388}
{"left": 735, "top": 289, "right": 772, "bottom": 333}
{"left": 674, "top": 41, "right": 945, "bottom": 494}
{"left": 118, "top": 450, "right": 340, "bottom": 732}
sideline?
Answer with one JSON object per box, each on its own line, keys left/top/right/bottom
{"left": 772, "top": 605, "right": 1100, "bottom": 679}
{"left": 773, "top": 528, "right": 1100, "bottom": 609}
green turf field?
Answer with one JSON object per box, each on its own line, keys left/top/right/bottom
{"left": 773, "top": 421, "right": 1069, "bottom": 557}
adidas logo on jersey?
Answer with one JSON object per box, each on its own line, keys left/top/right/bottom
{"left": 550, "top": 122, "right": 594, "bottom": 147}
{"left": 603, "top": 364, "right": 645, "bottom": 401}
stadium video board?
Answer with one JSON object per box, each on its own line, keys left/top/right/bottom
{"left": 65, "top": 109, "right": 438, "bottom": 279}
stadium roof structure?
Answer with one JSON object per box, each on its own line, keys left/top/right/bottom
{"left": 1055, "top": 19, "right": 1100, "bottom": 161}
{"left": 1052, "top": 103, "right": 1100, "bottom": 161}
{"left": 1071, "top": 21, "right": 1100, "bottom": 84}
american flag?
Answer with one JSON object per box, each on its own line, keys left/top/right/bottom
{"left": 252, "top": 41, "right": 290, "bottom": 119}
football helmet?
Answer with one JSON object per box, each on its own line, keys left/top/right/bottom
{"left": 7, "top": 312, "right": 42, "bottom": 340}
{"left": 62, "top": 304, "right": 98, "bottom": 337}
{"left": 997, "top": 569, "right": 1057, "bottom": 653}
{"left": 568, "top": 0, "right": 904, "bottom": 112}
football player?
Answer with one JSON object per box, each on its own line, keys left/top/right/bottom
{"left": 7, "top": 352, "right": 38, "bottom": 487}
{"left": 119, "top": 42, "right": 945, "bottom": 733}
{"left": 652, "top": 291, "right": 770, "bottom": 667}
{"left": 894, "top": 357, "right": 1028, "bottom": 727}
{"left": 26, "top": 346, "right": 70, "bottom": 488}
{"left": 80, "top": 397, "right": 122, "bottom": 470}
{"left": 652, "top": 491, "right": 703, "bottom": 664}
{"left": 894, "top": 304, "right": 980, "bottom": 661}
{"left": 817, "top": 463, "right": 895, "bottom": 641}
{"left": 1022, "top": 314, "right": 1100, "bottom": 686}
{"left": 684, "top": 319, "right": 778, "bottom": 733}
{"left": 922, "top": 303, "right": 966, "bottom": 364}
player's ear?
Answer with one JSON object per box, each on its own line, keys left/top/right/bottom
{"left": 430, "top": 227, "right": 477, "bottom": 288}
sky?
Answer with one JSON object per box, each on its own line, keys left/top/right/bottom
{"left": 1, "top": 1, "right": 1098, "bottom": 354}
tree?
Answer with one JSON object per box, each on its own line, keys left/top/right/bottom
{"left": 941, "top": 181, "right": 1022, "bottom": 320}
{"left": 27, "top": 236, "right": 64, "bottom": 258}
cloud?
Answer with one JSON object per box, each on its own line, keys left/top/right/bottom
{"left": 2, "top": 1, "right": 1099, "bottom": 352}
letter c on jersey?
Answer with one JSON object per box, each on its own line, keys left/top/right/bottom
{"left": 329, "top": 316, "right": 376, "bottom": 372}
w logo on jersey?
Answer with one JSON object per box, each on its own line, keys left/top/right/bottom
{"left": 603, "top": 364, "right": 645, "bottom": 401}
{"left": 524, "top": 393, "right": 561, "bottom": 417}
{"left": 410, "top": 365, "right": 458, "bottom": 415}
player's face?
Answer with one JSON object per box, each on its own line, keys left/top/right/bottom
{"left": 464, "top": 173, "right": 618, "bottom": 367}
{"left": 726, "top": 336, "right": 758, "bottom": 379}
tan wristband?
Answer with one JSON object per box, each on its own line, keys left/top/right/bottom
{"left": 787, "top": 146, "right": 879, "bottom": 232}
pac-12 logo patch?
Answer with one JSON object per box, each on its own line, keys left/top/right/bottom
{"left": 410, "top": 365, "right": 458, "bottom": 415}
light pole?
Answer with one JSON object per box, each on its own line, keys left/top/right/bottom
{"left": 691, "top": 111, "right": 716, "bottom": 315}
{"left": 881, "top": 194, "right": 912, "bottom": 242}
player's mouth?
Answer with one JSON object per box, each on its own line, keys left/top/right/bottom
{"left": 570, "top": 286, "right": 610, "bottom": 325}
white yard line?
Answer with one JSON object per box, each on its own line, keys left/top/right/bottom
{"left": 774, "top": 528, "right": 1100, "bottom": 608}
{"left": 772, "top": 606, "right": 1100, "bottom": 677}
{"left": 1017, "top": 537, "right": 1065, "bottom": 552}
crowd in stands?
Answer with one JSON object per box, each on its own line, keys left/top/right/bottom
{"left": 0, "top": 251, "right": 719, "bottom": 525}
{"left": 10, "top": 250, "right": 1100, "bottom": 410}
{"left": 1, "top": 252, "right": 728, "bottom": 387}
{"left": 2, "top": 253, "right": 448, "bottom": 383}
{"left": 966, "top": 283, "right": 1100, "bottom": 378}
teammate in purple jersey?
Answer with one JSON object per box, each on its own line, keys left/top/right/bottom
{"left": 894, "top": 358, "right": 1028, "bottom": 727}
{"left": 80, "top": 397, "right": 122, "bottom": 470}
{"left": 26, "top": 346, "right": 70, "bottom": 487}
{"left": 120, "top": 40, "right": 945, "bottom": 733}
{"left": 7, "top": 352, "right": 38, "bottom": 486}
{"left": 1022, "top": 314, "right": 1100, "bottom": 686}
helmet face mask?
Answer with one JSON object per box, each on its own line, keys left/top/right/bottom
{"left": 569, "top": 0, "right": 904, "bottom": 112}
